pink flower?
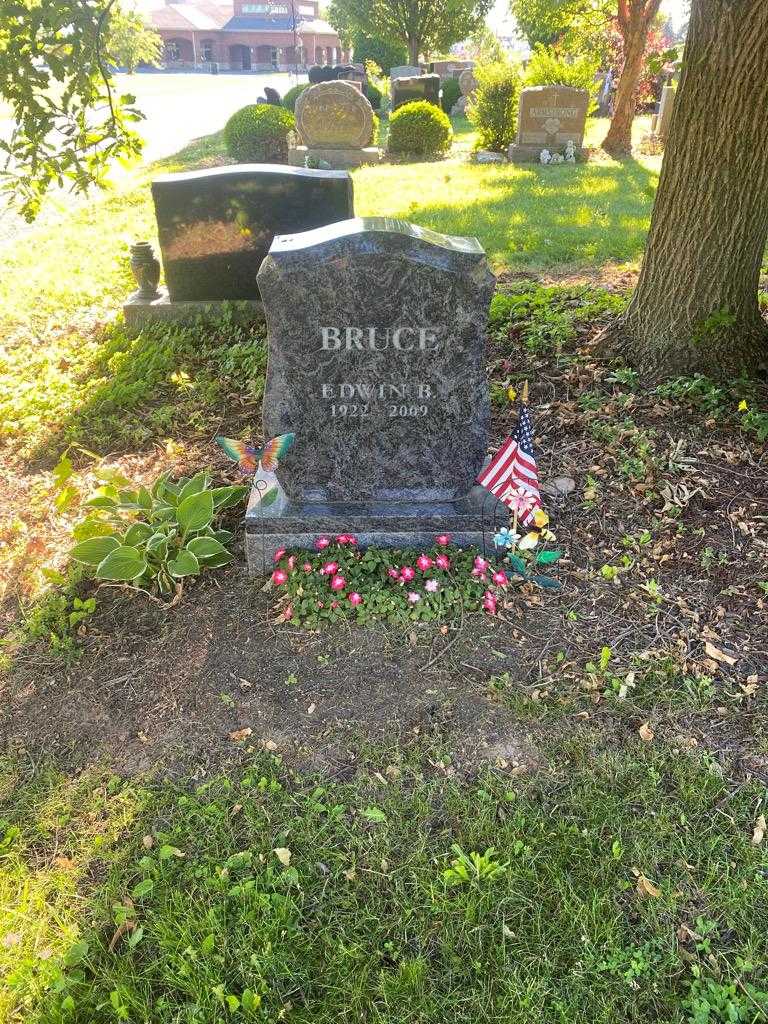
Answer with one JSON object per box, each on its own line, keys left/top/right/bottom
{"left": 271, "top": 569, "right": 288, "bottom": 585}
{"left": 474, "top": 555, "right": 489, "bottom": 572}
{"left": 336, "top": 534, "right": 358, "bottom": 545}
{"left": 347, "top": 536, "right": 358, "bottom": 545}
{"left": 425, "top": 579, "right": 439, "bottom": 593}
{"left": 287, "top": 555, "right": 296, "bottom": 571}
{"left": 331, "top": 600, "right": 339, "bottom": 609}
{"left": 321, "top": 561, "right": 339, "bottom": 575}
{"left": 317, "top": 601, "right": 325, "bottom": 608}
{"left": 303, "top": 562, "right": 313, "bottom": 572}
{"left": 507, "top": 487, "right": 536, "bottom": 518}
{"left": 273, "top": 547, "right": 287, "bottom": 562}
{"left": 416, "top": 554, "right": 434, "bottom": 571}
{"left": 400, "top": 566, "right": 416, "bottom": 582}
{"left": 482, "top": 590, "right": 497, "bottom": 614}
{"left": 387, "top": 567, "right": 400, "bottom": 579}
{"left": 284, "top": 604, "right": 293, "bottom": 619}
{"left": 330, "top": 574, "right": 346, "bottom": 591}
{"left": 407, "top": 591, "right": 421, "bottom": 603}
{"left": 314, "top": 536, "right": 331, "bottom": 550}
{"left": 435, "top": 534, "right": 451, "bottom": 545}
{"left": 348, "top": 592, "right": 363, "bottom": 606}
{"left": 435, "top": 554, "right": 451, "bottom": 570}
{"left": 492, "top": 570, "right": 508, "bottom": 587}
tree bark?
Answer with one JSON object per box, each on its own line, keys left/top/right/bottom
{"left": 602, "top": 0, "right": 768, "bottom": 378}
{"left": 602, "top": 0, "right": 661, "bottom": 155}
{"left": 408, "top": 36, "right": 420, "bottom": 64}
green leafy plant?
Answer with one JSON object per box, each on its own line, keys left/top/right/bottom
{"left": 388, "top": 100, "right": 453, "bottom": 157}
{"left": 524, "top": 45, "right": 598, "bottom": 109}
{"left": 443, "top": 844, "right": 509, "bottom": 886}
{"left": 282, "top": 83, "right": 310, "bottom": 112}
{"left": 69, "top": 471, "right": 247, "bottom": 599}
{"left": 468, "top": 60, "right": 521, "bottom": 152}
{"left": 224, "top": 104, "right": 295, "bottom": 163}
{"left": 440, "top": 76, "right": 461, "bottom": 114}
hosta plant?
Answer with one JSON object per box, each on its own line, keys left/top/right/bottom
{"left": 69, "top": 472, "right": 247, "bottom": 599}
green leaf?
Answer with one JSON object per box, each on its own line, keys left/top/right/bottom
{"left": 71, "top": 535, "right": 120, "bottom": 566}
{"left": 201, "top": 933, "right": 216, "bottom": 955}
{"left": 213, "top": 529, "right": 234, "bottom": 544}
{"left": 168, "top": 548, "right": 200, "bottom": 577}
{"left": 124, "top": 522, "right": 153, "bottom": 546}
{"left": 85, "top": 495, "right": 118, "bottom": 511}
{"left": 258, "top": 486, "right": 279, "bottom": 508}
{"left": 95, "top": 546, "right": 147, "bottom": 581}
{"left": 536, "top": 549, "right": 562, "bottom": 565}
{"left": 210, "top": 485, "right": 248, "bottom": 510}
{"left": 531, "top": 574, "right": 562, "bottom": 590}
{"left": 146, "top": 533, "right": 169, "bottom": 559}
{"left": 186, "top": 537, "right": 228, "bottom": 562}
{"left": 361, "top": 806, "right": 387, "bottom": 823}
{"left": 178, "top": 471, "right": 210, "bottom": 502}
{"left": 137, "top": 486, "right": 153, "bottom": 510}
{"left": 54, "top": 484, "right": 79, "bottom": 513}
{"left": 131, "top": 878, "right": 154, "bottom": 900}
{"left": 158, "top": 844, "right": 184, "bottom": 860}
{"left": 52, "top": 453, "right": 74, "bottom": 488}
{"left": 507, "top": 553, "right": 527, "bottom": 574}
{"left": 176, "top": 491, "right": 214, "bottom": 533}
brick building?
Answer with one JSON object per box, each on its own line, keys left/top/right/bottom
{"left": 150, "top": 0, "right": 348, "bottom": 72}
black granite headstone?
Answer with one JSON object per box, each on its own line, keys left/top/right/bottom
{"left": 246, "top": 217, "right": 502, "bottom": 562}
{"left": 392, "top": 73, "right": 441, "bottom": 110}
{"left": 151, "top": 165, "right": 354, "bottom": 302}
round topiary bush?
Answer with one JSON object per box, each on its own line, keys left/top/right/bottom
{"left": 224, "top": 104, "right": 295, "bottom": 163}
{"left": 387, "top": 100, "right": 453, "bottom": 158}
{"left": 282, "top": 83, "right": 310, "bottom": 112}
{"left": 440, "top": 76, "right": 461, "bottom": 114}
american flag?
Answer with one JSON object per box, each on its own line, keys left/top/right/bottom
{"left": 477, "top": 404, "right": 542, "bottom": 525}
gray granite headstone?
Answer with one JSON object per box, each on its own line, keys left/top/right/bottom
{"left": 151, "top": 164, "right": 354, "bottom": 302}
{"left": 245, "top": 217, "right": 503, "bottom": 565}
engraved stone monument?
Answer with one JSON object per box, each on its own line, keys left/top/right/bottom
{"left": 508, "top": 85, "right": 589, "bottom": 163}
{"left": 451, "top": 67, "right": 478, "bottom": 115}
{"left": 245, "top": 217, "right": 503, "bottom": 565}
{"left": 290, "top": 80, "right": 381, "bottom": 168}
{"left": 391, "top": 73, "right": 441, "bottom": 111}
{"left": 124, "top": 165, "right": 354, "bottom": 331}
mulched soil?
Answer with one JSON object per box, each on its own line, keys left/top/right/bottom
{"left": 2, "top": 326, "right": 768, "bottom": 783}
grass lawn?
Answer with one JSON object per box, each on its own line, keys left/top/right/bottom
{"left": 1, "top": 115, "right": 768, "bottom": 1024}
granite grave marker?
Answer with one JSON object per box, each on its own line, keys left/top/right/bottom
{"left": 148, "top": 164, "right": 354, "bottom": 303}
{"left": 391, "top": 73, "right": 441, "bottom": 110}
{"left": 290, "top": 81, "right": 381, "bottom": 168}
{"left": 508, "top": 85, "right": 589, "bottom": 163}
{"left": 245, "top": 217, "right": 502, "bottom": 565}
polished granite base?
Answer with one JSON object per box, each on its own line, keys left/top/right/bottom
{"left": 123, "top": 289, "right": 263, "bottom": 334}
{"left": 288, "top": 146, "right": 382, "bottom": 168}
{"left": 244, "top": 485, "right": 507, "bottom": 573}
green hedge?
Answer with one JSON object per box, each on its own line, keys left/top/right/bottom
{"left": 468, "top": 62, "right": 520, "bottom": 152}
{"left": 224, "top": 104, "right": 295, "bottom": 163}
{"left": 283, "top": 83, "right": 310, "bottom": 112}
{"left": 387, "top": 100, "right": 453, "bottom": 157}
{"left": 440, "top": 77, "right": 461, "bottom": 114}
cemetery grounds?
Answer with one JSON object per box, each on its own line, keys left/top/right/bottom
{"left": 1, "top": 112, "right": 768, "bottom": 1023}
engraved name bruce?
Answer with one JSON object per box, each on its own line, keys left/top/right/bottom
{"left": 320, "top": 327, "right": 441, "bottom": 352}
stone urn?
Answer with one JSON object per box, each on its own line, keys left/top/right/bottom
{"left": 129, "top": 241, "right": 161, "bottom": 300}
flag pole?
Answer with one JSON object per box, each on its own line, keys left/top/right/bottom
{"left": 521, "top": 379, "right": 529, "bottom": 405}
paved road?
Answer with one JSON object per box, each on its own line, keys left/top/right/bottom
{"left": 0, "top": 71, "right": 305, "bottom": 245}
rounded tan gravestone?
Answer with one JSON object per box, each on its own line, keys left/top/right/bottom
{"left": 459, "top": 67, "right": 477, "bottom": 97}
{"left": 295, "top": 80, "right": 374, "bottom": 150}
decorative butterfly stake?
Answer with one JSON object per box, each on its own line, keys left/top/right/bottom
{"left": 216, "top": 432, "right": 295, "bottom": 508}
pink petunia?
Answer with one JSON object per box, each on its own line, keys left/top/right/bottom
{"left": 435, "top": 534, "right": 451, "bottom": 545}
{"left": 482, "top": 590, "right": 498, "bottom": 614}
{"left": 330, "top": 574, "right": 346, "bottom": 592}
{"left": 400, "top": 566, "right": 416, "bottom": 582}
{"left": 331, "top": 600, "right": 339, "bottom": 609}
{"left": 348, "top": 592, "right": 363, "bottom": 606}
{"left": 474, "top": 555, "right": 489, "bottom": 572}
{"left": 287, "top": 555, "right": 296, "bottom": 571}
{"left": 303, "top": 562, "right": 313, "bottom": 572}
{"left": 425, "top": 579, "right": 439, "bottom": 593}
{"left": 273, "top": 547, "right": 286, "bottom": 562}
{"left": 416, "top": 554, "right": 434, "bottom": 571}
{"left": 492, "top": 570, "right": 508, "bottom": 587}
{"left": 321, "top": 561, "right": 339, "bottom": 575}
{"left": 314, "top": 536, "right": 331, "bottom": 550}
{"left": 271, "top": 569, "right": 288, "bottom": 585}
{"left": 407, "top": 591, "right": 421, "bottom": 603}
{"left": 387, "top": 567, "right": 400, "bottom": 579}
{"left": 435, "top": 554, "right": 451, "bottom": 570}
{"left": 284, "top": 604, "right": 293, "bottom": 619}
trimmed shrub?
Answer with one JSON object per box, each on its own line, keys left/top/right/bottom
{"left": 440, "top": 76, "right": 461, "bottom": 114}
{"left": 364, "top": 81, "right": 383, "bottom": 110}
{"left": 524, "top": 45, "right": 598, "bottom": 110}
{"left": 468, "top": 61, "right": 520, "bottom": 152}
{"left": 283, "top": 83, "right": 310, "bottom": 112}
{"left": 370, "top": 111, "right": 381, "bottom": 146}
{"left": 352, "top": 33, "right": 407, "bottom": 74}
{"left": 224, "top": 104, "right": 295, "bottom": 163}
{"left": 387, "top": 100, "right": 453, "bottom": 157}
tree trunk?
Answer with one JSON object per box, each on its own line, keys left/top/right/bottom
{"left": 408, "top": 36, "right": 420, "bottom": 65}
{"left": 601, "top": 0, "right": 768, "bottom": 378}
{"left": 602, "top": 0, "right": 661, "bottom": 155}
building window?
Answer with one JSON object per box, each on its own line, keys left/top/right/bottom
{"left": 165, "top": 41, "right": 180, "bottom": 61}
{"left": 201, "top": 40, "right": 214, "bottom": 61}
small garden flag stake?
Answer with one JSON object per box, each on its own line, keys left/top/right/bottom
{"left": 476, "top": 382, "right": 542, "bottom": 524}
